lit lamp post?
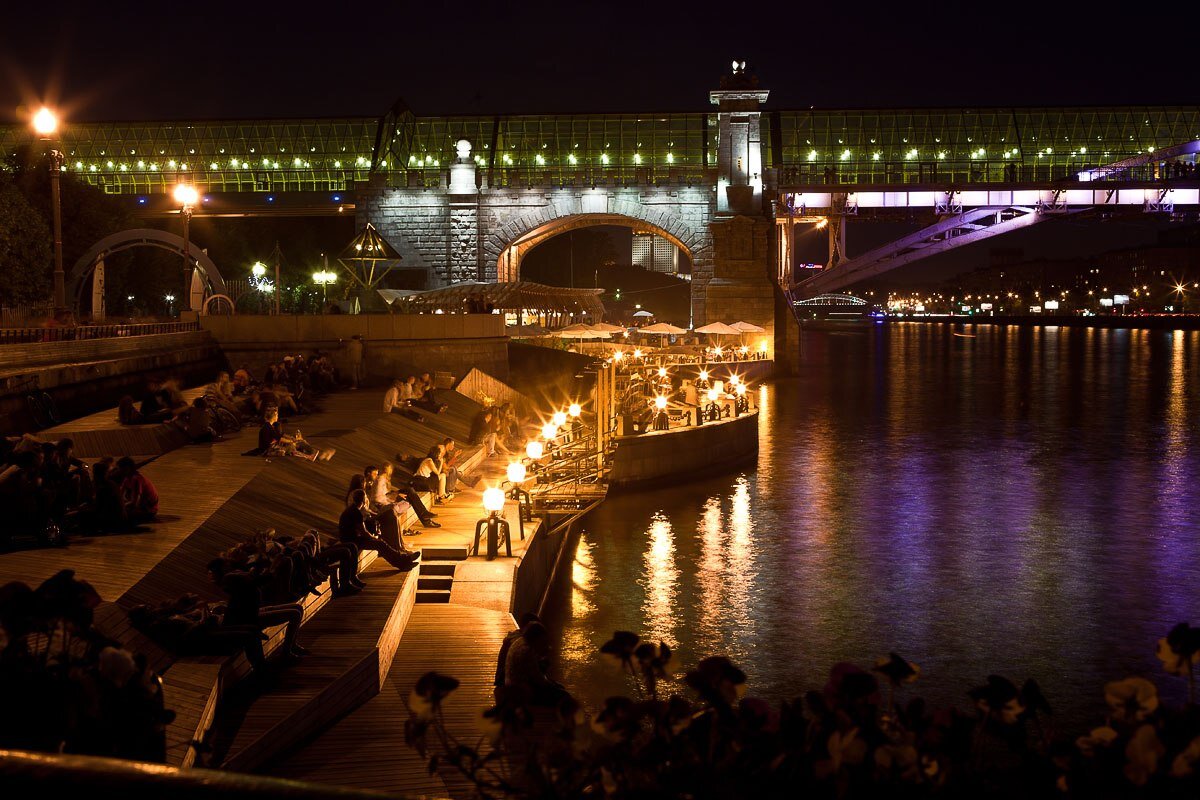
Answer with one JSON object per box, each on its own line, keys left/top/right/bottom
{"left": 164, "top": 293, "right": 175, "bottom": 316}
{"left": 32, "top": 108, "right": 66, "bottom": 316}
{"left": 472, "top": 487, "right": 512, "bottom": 561}
{"left": 734, "top": 381, "right": 749, "bottom": 415}
{"left": 505, "top": 461, "right": 531, "bottom": 540}
{"left": 173, "top": 183, "right": 199, "bottom": 315}
{"left": 313, "top": 270, "right": 337, "bottom": 308}
{"left": 653, "top": 394, "right": 669, "bottom": 430}
{"left": 704, "top": 387, "right": 722, "bottom": 422}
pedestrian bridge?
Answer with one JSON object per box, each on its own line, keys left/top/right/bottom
{"left": 4, "top": 67, "right": 1197, "bottom": 359}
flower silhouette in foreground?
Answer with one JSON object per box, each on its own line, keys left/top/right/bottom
{"left": 1156, "top": 622, "right": 1200, "bottom": 676}
{"left": 1104, "top": 677, "right": 1158, "bottom": 725}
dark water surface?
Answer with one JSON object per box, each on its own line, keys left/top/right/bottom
{"left": 543, "top": 323, "right": 1200, "bottom": 723}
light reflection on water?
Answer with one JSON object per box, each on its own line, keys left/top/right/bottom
{"left": 544, "top": 323, "right": 1200, "bottom": 723}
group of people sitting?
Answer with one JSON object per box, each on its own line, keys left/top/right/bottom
{"left": 382, "top": 373, "right": 449, "bottom": 420}
{"left": 0, "top": 435, "right": 159, "bottom": 548}
{"left": 468, "top": 403, "right": 523, "bottom": 457}
{"left": 131, "top": 525, "right": 367, "bottom": 670}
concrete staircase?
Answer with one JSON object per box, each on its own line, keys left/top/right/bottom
{"left": 415, "top": 545, "right": 468, "bottom": 604}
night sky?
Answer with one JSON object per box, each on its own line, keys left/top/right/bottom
{"left": 3, "top": 1, "right": 1199, "bottom": 123}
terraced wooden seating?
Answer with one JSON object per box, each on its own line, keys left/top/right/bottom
{"left": 87, "top": 390, "right": 490, "bottom": 769}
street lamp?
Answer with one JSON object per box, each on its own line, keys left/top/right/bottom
{"left": 32, "top": 108, "right": 66, "bottom": 316}
{"left": 173, "top": 183, "right": 199, "bottom": 315}
{"left": 312, "top": 270, "right": 337, "bottom": 306}
{"left": 472, "top": 487, "right": 512, "bottom": 560}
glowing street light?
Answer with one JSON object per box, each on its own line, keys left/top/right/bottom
{"left": 173, "top": 183, "right": 200, "bottom": 314}
{"left": 657, "top": 366, "right": 667, "bottom": 378}
{"left": 32, "top": 107, "right": 58, "bottom": 136}
{"left": 483, "top": 486, "right": 506, "bottom": 513}
{"left": 525, "top": 440, "right": 544, "bottom": 460}
{"left": 568, "top": 403, "right": 582, "bottom": 418}
{"left": 706, "top": 387, "right": 719, "bottom": 403}
{"left": 551, "top": 411, "right": 568, "bottom": 427}
{"left": 506, "top": 462, "right": 527, "bottom": 484}
{"left": 541, "top": 423, "right": 558, "bottom": 440}
{"left": 612, "top": 350, "right": 624, "bottom": 362}
{"left": 32, "top": 107, "right": 65, "bottom": 314}
{"left": 313, "top": 269, "right": 337, "bottom": 304}
{"left": 251, "top": 261, "right": 267, "bottom": 278}
{"left": 654, "top": 395, "right": 668, "bottom": 410}
{"left": 633, "top": 349, "right": 643, "bottom": 359}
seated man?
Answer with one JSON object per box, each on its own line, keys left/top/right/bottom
{"left": 412, "top": 372, "right": 447, "bottom": 414}
{"left": 503, "top": 621, "right": 568, "bottom": 705}
{"left": 338, "top": 490, "right": 421, "bottom": 571}
{"left": 180, "top": 397, "right": 218, "bottom": 443}
{"left": 383, "top": 378, "right": 424, "bottom": 421}
{"left": 442, "top": 437, "right": 480, "bottom": 489}
{"left": 207, "top": 557, "right": 308, "bottom": 666}
{"left": 469, "top": 408, "right": 498, "bottom": 456}
{"left": 138, "top": 378, "right": 172, "bottom": 423}
{"left": 116, "top": 456, "right": 159, "bottom": 524}
{"left": 253, "top": 407, "right": 334, "bottom": 461}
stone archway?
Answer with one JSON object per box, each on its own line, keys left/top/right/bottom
{"left": 493, "top": 213, "right": 697, "bottom": 283}
{"left": 67, "top": 228, "right": 227, "bottom": 311}
{"left": 484, "top": 199, "right": 710, "bottom": 284}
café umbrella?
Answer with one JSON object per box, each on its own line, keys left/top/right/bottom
{"left": 639, "top": 321, "right": 688, "bottom": 349}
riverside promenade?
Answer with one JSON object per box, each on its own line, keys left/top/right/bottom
{"left": 0, "top": 381, "right": 566, "bottom": 797}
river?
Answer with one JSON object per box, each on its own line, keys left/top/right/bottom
{"left": 543, "top": 322, "right": 1200, "bottom": 724}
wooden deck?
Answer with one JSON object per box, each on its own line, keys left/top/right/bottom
{"left": 2, "top": 380, "right": 559, "bottom": 792}
{"left": 38, "top": 387, "right": 206, "bottom": 458}
{"left": 265, "top": 604, "right": 516, "bottom": 796}
{"left": 218, "top": 559, "right": 419, "bottom": 772}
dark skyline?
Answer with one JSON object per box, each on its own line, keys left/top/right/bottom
{"left": 3, "top": 1, "right": 1199, "bottom": 123}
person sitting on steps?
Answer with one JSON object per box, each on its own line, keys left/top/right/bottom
{"left": 116, "top": 457, "right": 159, "bottom": 524}
{"left": 253, "top": 407, "right": 334, "bottom": 461}
{"left": 337, "top": 489, "right": 420, "bottom": 571}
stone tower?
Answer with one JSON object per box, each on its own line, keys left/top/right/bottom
{"left": 704, "top": 62, "right": 783, "bottom": 363}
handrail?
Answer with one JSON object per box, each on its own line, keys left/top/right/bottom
{"left": 0, "top": 321, "right": 199, "bottom": 345}
{"left": 0, "top": 749, "right": 409, "bottom": 799}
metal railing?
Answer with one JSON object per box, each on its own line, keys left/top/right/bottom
{"left": 0, "top": 321, "right": 199, "bottom": 345}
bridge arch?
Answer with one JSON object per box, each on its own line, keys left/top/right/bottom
{"left": 68, "top": 228, "right": 228, "bottom": 311}
{"left": 484, "top": 199, "right": 709, "bottom": 283}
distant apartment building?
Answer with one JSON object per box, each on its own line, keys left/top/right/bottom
{"left": 631, "top": 231, "right": 680, "bottom": 274}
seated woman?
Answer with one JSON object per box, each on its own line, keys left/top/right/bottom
{"left": 116, "top": 457, "right": 159, "bottom": 524}
{"left": 92, "top": 457, "right": 130, "bottom": 532}
{"left": 253, "top": 407, "right": 333, "bottom": 461}
{"left": 415, "top": 446, "right": 452, "bottom": 503}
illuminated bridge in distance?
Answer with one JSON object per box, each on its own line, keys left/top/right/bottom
{"left": 3, "top": 67, "right": 1199, "bottom": 361}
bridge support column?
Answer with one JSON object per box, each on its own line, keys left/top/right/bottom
{"left": 706, "top": 215, "right": 777, "bottom": 338}
{"left": 827, "top": 216, "right": 846, "bottom": 268}
{"left": 447, "top": 140, "right": 481, "bottom": 283}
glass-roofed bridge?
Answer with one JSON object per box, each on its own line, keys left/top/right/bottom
{"left": 3, "top": 105, "right": 1198, "bottom": 198}
{"left": 5, "top": 66, "right": 1199, "bottom": 353}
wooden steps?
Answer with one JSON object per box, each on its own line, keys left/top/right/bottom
{"left": 262, "top": 603, "right": 517, "bottom": 796}
{"left": 217, "top": 559, "right": 418, "bottom": 773}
